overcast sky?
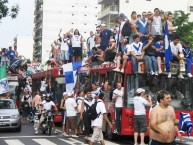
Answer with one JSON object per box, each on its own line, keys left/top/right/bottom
{"left": 0, "top": 0, "right": 34, "bottom": 48}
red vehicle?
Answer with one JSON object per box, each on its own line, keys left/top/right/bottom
{"left": 79, "top": 61, "right": 193, "bottom": 140}
{"left": 31, "top": 67, "right": 65, "bottom": 123}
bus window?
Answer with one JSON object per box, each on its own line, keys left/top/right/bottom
{"left": 168, "top": 78, "right": 192, "bottom": 110}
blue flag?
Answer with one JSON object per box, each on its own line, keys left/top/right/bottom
{"left": 179, "top": 112, "right": 193, "bottom": 136}
{"left": 62, "top": 62, "right": 84, "bottom": 93}
{"left": 164, "top": 21, "right": 173, "bottom": 72}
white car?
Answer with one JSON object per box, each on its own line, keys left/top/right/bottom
{"left": 0, "top": 99, "right": 21, "bottom": 132}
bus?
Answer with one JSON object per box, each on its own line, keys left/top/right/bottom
{"left": 79, "top": 61, "right": 193, "bottom": 140}
{"left": 31, "top": 67, "right": 65, "bottom": 123}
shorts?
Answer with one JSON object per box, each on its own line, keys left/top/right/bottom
{"left": 149, "top": 139, "right": 176, "bottom": 145}
{"left": 61, "top": 50, "right": 69, "bottom": 61}
{"left": 77, "top": 113, "right": 83, "bottom": 127}
{"left": 89, "top": 60, "right": 103, "bottom": 67}
{"left": 66, "top": 116, "right": 77, "bottom": 130}
{"left": 72, "top": 47, "right": 82, "bottom": 58}
{"left": 91, "top": 127, "right": 103, "bottom": 142}
{"left": 134, "top": 115, "right": 147, "bottom": 133}
{"left": 156, "top": 52, "right": 165, "bottom": 58}
{"left": 63, "top": 111, "right": 66, "bottom": 125}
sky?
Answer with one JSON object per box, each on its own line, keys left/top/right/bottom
{"left": 0, "top": 0, "right": 34, "bottom": 48}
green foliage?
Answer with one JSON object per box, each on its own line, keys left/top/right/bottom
{"left": 0, "top": 0, "right": 19, "bottom": 21}
{"left": 172, "top": 10, "right": 193, "bottom": 47}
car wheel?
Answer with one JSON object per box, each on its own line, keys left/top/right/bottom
{"left": 15, "top": 123, "right": 21, "bottom": 132}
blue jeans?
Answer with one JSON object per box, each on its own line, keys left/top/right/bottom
{"left": 145, "top": 55, "right": 158, "bottom": 72}
{"left": 184, "top": 58, "right": 192, "bottom": 73}
{"left": 115, "top": 107, "right": 122, "bottom": 132}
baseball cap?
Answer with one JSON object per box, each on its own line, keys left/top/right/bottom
{"left": 136, "top": 88, "right": 145, "bottom": 94}
{"left": 118, "top": 13, "right": 126, "bottom": 20}
{"left": 101, "top": 23, "right": 106, "bottom": 27}
{"left": 63, "top": 92, "right": 67, "bottom": 96}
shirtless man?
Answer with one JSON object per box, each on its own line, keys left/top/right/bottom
{"left": 149, "top": 90, "right": 178, "bottom": 145}
{"left": 167, "top": 12, "right": 177, "bottom": 35}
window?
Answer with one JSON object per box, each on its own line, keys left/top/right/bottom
{"left": 72, "top": 14, "right": 74, "bottom": 16}
{"left": 84, "top": 23, "right": 87, "bottom": 25}
{"left": 95, "top": 7, "right": 97, "bottom": 9}
{"left": 190, "top": 6, "right": 193, "bottom": 12}
{"left": 95, "top": 15, "right": 97, "bottom": 17}
{"left": 85, "top": 6, "right": 87, "bottom": 8}
{"left": 72, "top": 5, "right": 74, "bottom": 7}
{"left": 84, "top": 32, "right": 86, "bottom": 33}
{"left": 72, "top": 23, "right": 74, "bottom": 24}
{"left": 85, "top": 14, "right": 87, "bottom": 16}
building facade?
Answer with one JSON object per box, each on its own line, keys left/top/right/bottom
{"left": 98, "top": 0, "right": 193, "bottom": 29}
{"left": 33, "top": 0, "right": 100, "bottom": 63}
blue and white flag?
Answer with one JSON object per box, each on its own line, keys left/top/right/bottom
{"left": 179, "top": 112, "right": 193, "bottom": 136}
{"left": 164, "top": 21, "right": 173, "bottom": 71}
{"left": 62, "top": 62, "right": 84, "bottom": 93}
{"left": 0, "top": 64, "right": 9, "bottom": 95}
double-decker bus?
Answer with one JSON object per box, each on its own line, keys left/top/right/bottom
{"left": 79, "top": 61, "right": 193, "bottom": 140}
{"left": 31, "top": 67, "right": 65, "bottom": 123}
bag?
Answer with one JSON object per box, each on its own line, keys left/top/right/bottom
{"left": 121, "top": 20, "right": 132, "bottom": 37}
{"left": 88, "top": 101, "right": 101, "bottom": 120}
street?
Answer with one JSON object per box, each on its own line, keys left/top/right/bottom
{"left": 0, "top": 123, "right": 193, "bottom": 145}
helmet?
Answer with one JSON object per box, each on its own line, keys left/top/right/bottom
{"left": 46, "top": 94, "right": 50, "bottom": 102}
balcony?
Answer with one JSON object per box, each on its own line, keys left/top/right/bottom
{"left": 98, "top": 5, "right": 119, "bottom": 20}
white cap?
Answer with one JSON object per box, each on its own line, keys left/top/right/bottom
{"left": 101, "top": 23, "right": 106, "bottom": 27}
{"left": 63, "top": 92, "right": 67, "bottom": 96}
{"left": 136, "top": 88, "right": 145, "bottom": 94}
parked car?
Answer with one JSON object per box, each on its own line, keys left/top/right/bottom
{"left": 0, "top": 99, "right": 21, "bottom": 132}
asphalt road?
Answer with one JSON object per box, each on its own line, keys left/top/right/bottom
{"left": 0, "top": 123, "right": 192, "bottom": 145}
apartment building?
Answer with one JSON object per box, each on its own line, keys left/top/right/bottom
{"left": 33, "top": 0, "right": 100, "bottom": 63}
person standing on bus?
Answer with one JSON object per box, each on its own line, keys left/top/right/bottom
{"left": 80, "top": 89, "right": 93, "bottom": 143}
{"left": 149, "top": 90, "right": 179, "bottom": 145}
{"left": 133, "top": 88, "right": 152, "bottom": 145}
{"left": 112, "top": 82, "right": 124, "bottom": 134}
{"left": 40, "top": 77, "right": 47, "bottom": 94}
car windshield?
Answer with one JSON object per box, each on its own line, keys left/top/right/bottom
{"left": 0, "top": 100, "right": 16, "bottom": 109}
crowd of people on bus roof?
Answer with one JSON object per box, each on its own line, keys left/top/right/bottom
{"left": 48, "top": 8, "right": 192, "bottom": 78}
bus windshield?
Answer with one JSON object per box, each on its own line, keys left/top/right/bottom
{"left": 125, "top": 75, "right": 193, "bottom": 110}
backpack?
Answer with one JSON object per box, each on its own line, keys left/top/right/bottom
{"left": 121, "top": 20, "right": 132, "bottom": 37}
{"left": 88, "top": 101, "right": 101, "bottom": 120}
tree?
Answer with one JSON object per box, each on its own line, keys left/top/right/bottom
{"left": 172, "top": 10, "right": 193, "bottom": 46}
{"left": 0, "top": 0, "right": 19, "bottom": 21}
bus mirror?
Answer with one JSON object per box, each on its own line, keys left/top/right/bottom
{"left": 55, "top": 77, "right": 65, "bottom": 84}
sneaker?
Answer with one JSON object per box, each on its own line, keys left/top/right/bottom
{"left": 35, "top": 130, "right": 38, "bottom": 135}
{"left": 158, "top": 69, "right": 162, "bottom": 74}
{"left": 114, "top": 129, "right": 118, "bottom": 134}
{"left": 154, "top": 71, "right": 158, "bottom": 76}
{"left": 121, "top": 69, "right": 124, "bottom": 73}
{"left": 168, "top": 72, "right": 172, "bottom": 78}
{"left": 113, "top": 68, "right": 120, "bottom": 72}
{"left": 71, "top": 135, "right": 79, "bottom": 138}
{"left": 54, "top": 130, "right": 58, "bottom": 134}
{"left": 150, "top": 71, "right": 155, "bottom": 75}
{"left": 178, "top": 74, "right": 184, "bottom": 79}
{"left": 187, "top": 73, "right": 192, "bottom": 78}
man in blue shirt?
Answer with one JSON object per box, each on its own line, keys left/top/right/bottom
{"left": 6, "top": 46, "right": 15, "bottom": 60}
{"left": 182, "top": 41, "right": 192, "bottom": 77}
{"left": 99, "top": 23, "right": 112, "bottom": 51}
{"left": 136, "top": 12, "right": 149, "bottom": 43}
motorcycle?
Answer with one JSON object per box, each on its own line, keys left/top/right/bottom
{"left": 40, "top": 110, "right": 53, "bottom": 135}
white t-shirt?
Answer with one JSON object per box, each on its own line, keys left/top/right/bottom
{"left": 36, "top": 63, "right": 41, "bottom": 71}
{"left": 91, "top": 89, "right": 100, "bottom": 99}
{"left": 131, "top": 42, "right": 143, "bottom": 56}
{"left": 170, "top": 42, "right": 182, "bottom": 56}
{"left": 65, "top": 97, "right": 77, "bottom": 117}
{"left": 71, "top": 35, "right": 81, "bottom": 47}
{"left": 83, "top": 98, "right": 94, "bottom": 112}
{"left": 87, "top": 36, "right": 95, "bottom": 51}
{"left": 133, "top": 96, "right": 148, "bottom": 115}
{"left": 124, "top": 44, "right": 132, "bottom": 54}
{"left": 42, "top": 100, "right": 55, "bottom": 111}
{"left": 77, "top": 97, "right": 84, "bottom": 113}
{"left": 40, "top": 80, "right": 46, "bottom": 92}
{"left": 113, "top": 87, "right": 124, "bottom": 108}
{"left": 91, "top": 99, "right": 106, "bottom": 128}
{"left": 61, "top": 37, "right": 70, "bottom": 51}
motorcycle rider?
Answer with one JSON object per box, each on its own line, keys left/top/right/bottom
{"left": 35, "top": 94, "right": 57, "bottom": 134}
